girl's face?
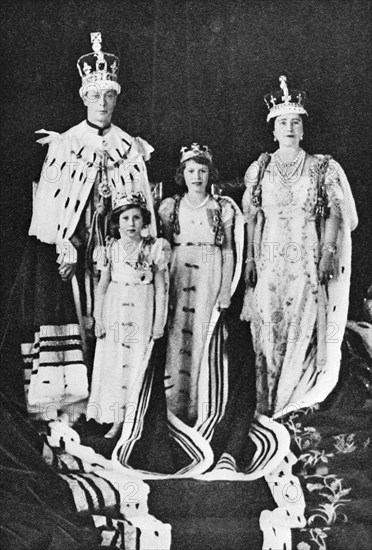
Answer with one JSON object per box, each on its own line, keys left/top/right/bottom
{"left": 183, "top": 159, "right": 209, "bottom": 195}
{"left": 118, "top": 207, "right": 144, "bottom": 239}
{"left": 273, "top": 114, "right": 303, "bottom": 148}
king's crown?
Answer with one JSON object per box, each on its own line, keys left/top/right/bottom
{"left": 77, "top": 32, "right": 121, "bottom": 97}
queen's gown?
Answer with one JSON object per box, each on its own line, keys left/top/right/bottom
{"left": 241, "top": 151, "right": 358, "bottom": 417}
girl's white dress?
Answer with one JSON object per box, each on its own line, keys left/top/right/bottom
{"left": 87, "top": 237, "right": 170, "bottom": 424}
{"left": 159, "top": 194, "right": 234, "bottom": 425}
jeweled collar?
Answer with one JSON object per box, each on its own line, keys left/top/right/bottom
{"left": 86, "top": 119, "right": 112, "bottom": 136}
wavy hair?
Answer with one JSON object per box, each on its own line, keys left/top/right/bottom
{"left": 175, "top": 154, "right": 219, "bottom": 194}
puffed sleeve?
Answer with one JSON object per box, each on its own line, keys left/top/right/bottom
{"left": 221, "top": 200, "right": 234, "bottom": 228}
{"left": 152, "top": 238, "right": 172, "bottom": 272}
{"left": 158, "top": 197, "right": 176, "bottom": 241}
{"left": 158, "top": 197, "right": 175, "bottom": 224}
{"left": 324, "top": 158, "right": 345, "bottom": 218}
{"left": 242, "top": 160, "right": 261, "bottom": 222}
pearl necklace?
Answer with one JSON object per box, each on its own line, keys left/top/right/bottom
{"left": 273, "top": 149, "right": 306, "bottom": 207}
{"left": 183, "top": 194, "right": 210, "bottom": 209}
{"left": 274, "top": 149, "right": 306, "bottom": 185}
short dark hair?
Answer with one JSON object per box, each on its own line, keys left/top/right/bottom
{"left": 109, "top": 204, "right": 151, "bottom": 239}
{"left": 268, "top": 113, "right": 309, "bottom": 132}
{"left": 175, "top": 155, "right": 219, "bottom": 194}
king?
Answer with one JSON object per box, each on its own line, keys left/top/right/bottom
{"left": 21, "top": 33, "right": 156, "bottom": 416}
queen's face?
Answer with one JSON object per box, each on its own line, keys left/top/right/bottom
{"left": 83, "top": 85, "right": 117, "bottom": 127}
{"left": 273, "top": 114, "right": 303, "bottom": 147}
{"left": 183, "top": 159, "right": 209, "bottom": 195}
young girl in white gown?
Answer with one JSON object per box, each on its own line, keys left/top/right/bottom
{"left": 86, "top": 192, "right": 170, "bottom": 437}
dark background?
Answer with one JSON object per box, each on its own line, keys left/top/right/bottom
{"left": 1, "top": 0, "right": 371, "bottom": 324}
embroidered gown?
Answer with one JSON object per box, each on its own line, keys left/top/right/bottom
{"left": 87, "top": 237, "right": 170, "bottom": 424}
{"left": 159, "top": 194, "right": 233, "bottom": 425}
{"left": 241, "top": 151, "right": 358, "bottom": 416}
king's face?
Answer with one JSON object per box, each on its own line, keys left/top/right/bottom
{"left": 83, "top": 86, "right": 117, "bottom": 127}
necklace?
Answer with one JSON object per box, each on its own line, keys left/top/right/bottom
{"left": 275, "top": 148, "right": 302, "bottom": 167}
{"left": 273, "top": 149, "right": 306, "bottom": 207}
{"left": 184, "top": 194, "right": 210, "bottom": 209}
{"left": 274, "top": 149, "right": 306, "bottom": 184}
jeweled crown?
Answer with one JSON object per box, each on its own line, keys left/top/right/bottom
{"left": 180, "top": 143, "right": 213, "bottom": 164}
{"left": 264, "top": 75, "right": 307, "bottom": 122}
{"left": 77, "top": 32, "right": 121, "bottom": 98}
{"left": 112, "top": 191, "right": 147, "bottom": 212}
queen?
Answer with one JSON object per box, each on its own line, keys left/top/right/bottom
{"left": 241, "top": 75, "right": 358, "bottom": 417}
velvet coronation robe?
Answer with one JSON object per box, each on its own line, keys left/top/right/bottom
{"left": 21, "top": 120, "right": 155, "bottom": 413}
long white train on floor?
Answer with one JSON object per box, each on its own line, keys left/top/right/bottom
{"left": 47, "top": 413, "right": 304, "bottom": 550}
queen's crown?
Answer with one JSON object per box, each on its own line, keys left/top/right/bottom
{"left": 264, "top": 75, "right": 307, "bottom": 121}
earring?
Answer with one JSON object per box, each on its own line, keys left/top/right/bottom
{"left": 273, "top": 136, "right": 277, "bottom": 142}
{"left": 300, "top": 134, "right": 304, "bottom": 141}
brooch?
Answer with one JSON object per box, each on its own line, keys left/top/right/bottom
{"left": 98, "top": 179, "right": 112, "bottom": 198}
